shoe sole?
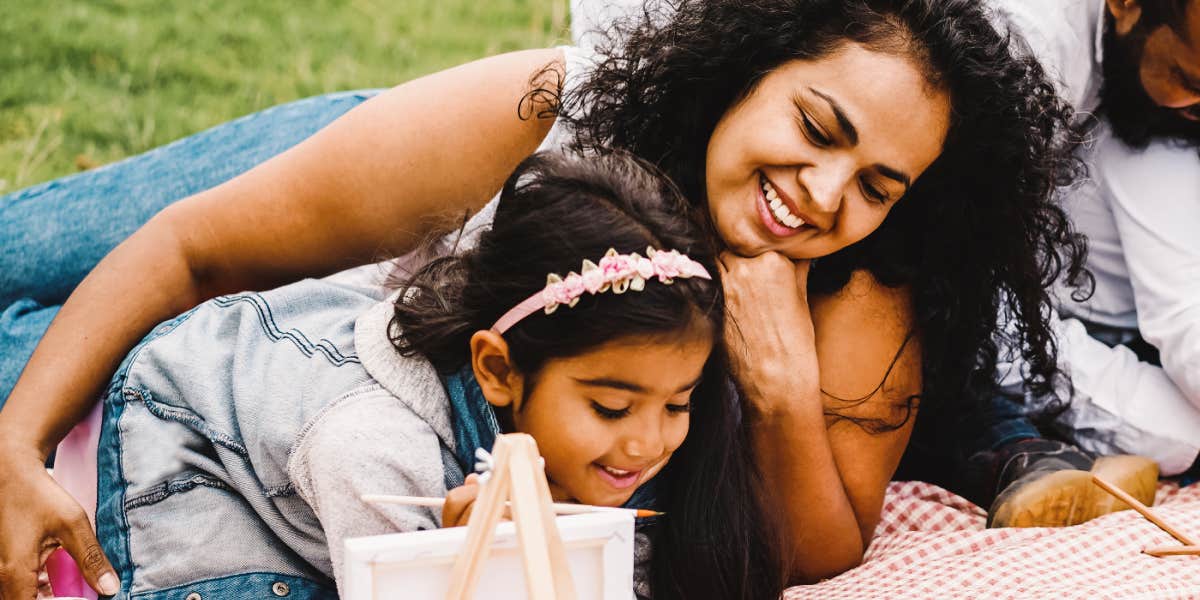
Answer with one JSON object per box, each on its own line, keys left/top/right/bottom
{"left": 989, "top": 456, "right": 1159, "bottom": 528}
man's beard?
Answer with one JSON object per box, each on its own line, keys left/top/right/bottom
{"left": 1099, "top": 15, "right": 1200, "bottom": 150}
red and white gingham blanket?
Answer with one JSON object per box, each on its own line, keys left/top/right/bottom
{"left": 785, "top": 481, "right": 1200, "bottom": 600}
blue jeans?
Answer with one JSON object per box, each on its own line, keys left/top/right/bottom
{"left": 0, "top": 90, "right": 380, "bottom": 405}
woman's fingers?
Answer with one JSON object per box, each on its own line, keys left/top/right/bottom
{"left": 55, "top": 501, "right": 118, "bottom": 596}
{"left": 717, "top": 251, "right": 820, "bottom": 415}
{"left": 0, "top": 450, "right": 119, "bottom": 600}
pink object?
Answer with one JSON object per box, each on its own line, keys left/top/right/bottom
{"left": 490, "top": 247, "right": 712, "bottom": 334}
{"left": 784, "top": 481, "right": 1200, "bottom": 600}
{"left": 45, "top": 401, "right": 103, "bottom": 600}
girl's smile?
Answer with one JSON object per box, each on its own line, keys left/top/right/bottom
{"left": 593, "top": 462, "right": 644, "bottom": 490}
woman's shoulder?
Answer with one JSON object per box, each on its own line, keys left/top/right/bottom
{"left": 811, "top": 269, "right": 913, "bottom": 323}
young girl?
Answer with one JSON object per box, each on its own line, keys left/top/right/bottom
{"left": 83, "top": 151, "right": 780, "bottom": 600}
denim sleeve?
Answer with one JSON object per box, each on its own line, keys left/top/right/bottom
{"left": 288, "top": 383, "right": 445, "bottom": 593}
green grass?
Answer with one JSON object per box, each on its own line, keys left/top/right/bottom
{"left": 0, "top": 0, "right": 570, "bottom": 193}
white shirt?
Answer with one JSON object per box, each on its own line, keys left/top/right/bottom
{"left": 994, "top": 0, "right": 1200, "bottom": 472}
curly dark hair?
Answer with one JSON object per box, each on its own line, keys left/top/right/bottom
{"left": 555, "top": 0, "right": 1090, "bottom": 442}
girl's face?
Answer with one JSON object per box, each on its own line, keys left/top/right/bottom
{"left": 508, "top": 332, "right": 711, "bottom": 507}
{"left": 705, "top": 43, "right": 952, "bottom": 259}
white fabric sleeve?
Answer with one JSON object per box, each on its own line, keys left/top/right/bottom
{"left": 1042, "top": 316, "right": 1200, "bottom": 474}
{"left": 1097, "top": 134, "right": 1200, "bottom": 409}
{"left": 996, "top": 306, "right": 1200, "bottom": 474}
{"left": 289, "top": 387, "right": 448, "bottom": 594}
{"left": 990, "top": 0, "right": 1096, "bottom": 112}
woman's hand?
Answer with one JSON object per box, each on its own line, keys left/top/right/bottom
{"left": 0, "top": 442, "right": 118, "bottom": 599}
{"left": 717, "top": 251, "right": 821, "bottom": 418}
{"left": 441, "top": 473, "right": 483, "bottom": 528}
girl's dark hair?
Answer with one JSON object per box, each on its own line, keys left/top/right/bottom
{"left": 559, "top": 0, "right": 1090, "bottom": 440}
{"left": 391, "top": 151, "right": 784, "bottom": 600}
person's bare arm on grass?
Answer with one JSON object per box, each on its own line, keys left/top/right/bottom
{"left": 0, "top": 48, "right": 562, "bottom": 599}
{"left": 722, "top": 254, "right": 919, "bottom": 584}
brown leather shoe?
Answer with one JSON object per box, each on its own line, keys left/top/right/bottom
{"left": 988, "top": 454, "right": 1158, "bottom": 528}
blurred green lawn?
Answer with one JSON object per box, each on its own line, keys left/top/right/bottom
{"left": 0, "top": 0, "right": 569, "bottom": 194}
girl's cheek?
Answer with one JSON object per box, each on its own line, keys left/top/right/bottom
{"left": 665, "top": 417, "right": 691, "bottom": 453}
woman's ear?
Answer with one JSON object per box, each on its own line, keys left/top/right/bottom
{"left": 1106, "top": 0, "right": 1144, "bottom": 35}
{"left": 469, "top": 330, "right": 523, "bottom": 409}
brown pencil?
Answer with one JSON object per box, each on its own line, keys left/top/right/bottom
{"left": 1091, "top": 474, "right": 1197, "bottom": 546}
{"left": 1143, "top": 545, "right": 1200, "bottom": 557}
{"left": 361, "top": 493, "right": 663, "bottom": 518}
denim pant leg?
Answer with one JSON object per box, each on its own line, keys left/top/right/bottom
{"left": 0, "top": 89, "right": 381, "bottom": 403}
{"left": 897, "top": 393, "right": 1041, "bottom": 506}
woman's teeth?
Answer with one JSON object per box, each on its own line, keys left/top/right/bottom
{"left": 762, "top": 178, "right": 805, "bottom": 229}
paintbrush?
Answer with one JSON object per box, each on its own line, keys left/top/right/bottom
{"left": 361, "top": 493, "right": 663, "bottom": 518}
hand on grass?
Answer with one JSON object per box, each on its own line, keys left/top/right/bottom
{"left": 0, "top": 442, "right": 118, "bottom": 599}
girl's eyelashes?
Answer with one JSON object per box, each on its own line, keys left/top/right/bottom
{"left": 666, "top": 402, "right": 692, "bottom": 414}
{"left": 589, "top": 400, "right": 693, "bottom": 419}
{"left": 591, "top": 401, "right": 631, "bottom": 420}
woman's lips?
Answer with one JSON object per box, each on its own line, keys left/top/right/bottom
{"left": 755, "top": 174, "right": 808, "bottom": 239}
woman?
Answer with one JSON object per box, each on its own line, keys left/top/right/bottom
{"left": 0, "top": 0, "right": 1082, "bottom": 595}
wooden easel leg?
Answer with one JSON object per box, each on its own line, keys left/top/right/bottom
{"left": 508, "top": 438, "right": 577, "bottom": 600}
{"left": 444, "top": 434, "right": 579, "bottom": 600}
{"left": 445, "top": 440, "right": 513, "bottom": 600}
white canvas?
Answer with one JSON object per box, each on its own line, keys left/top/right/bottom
{"left": 343, "top": 511, "right": 636, "bottom": 600}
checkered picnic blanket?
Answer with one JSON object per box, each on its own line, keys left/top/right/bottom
{"left": 784, "top": 481, "right": 1200, "bottom": 600}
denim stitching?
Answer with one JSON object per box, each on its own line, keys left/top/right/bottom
{"left": 124, "top": 387, "right": 248, "bottom": 456}
{"left": 264, "top": 482, "right": 296, "bottom": 498}
{"left": 124, "top": 473, "right": 231, "bottom": 510}
{"left": 211, "top": 294, "right": 360, "bottom": 366}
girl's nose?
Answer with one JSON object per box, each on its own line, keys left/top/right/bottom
{"left": 622, "top": 417, "right": 666, "bottom": 462}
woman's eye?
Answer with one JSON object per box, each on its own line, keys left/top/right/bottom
{"left": 798, "top": 112, "right": 832, "bottom": 146}
{"left": 666, "top": 402, "right": 692, "bottom": 414}
{"left": 591, "top": 402, "right": 630, "bottom": 420}
{"left": 861, "top": 178, "right": 889, "bottom": 203}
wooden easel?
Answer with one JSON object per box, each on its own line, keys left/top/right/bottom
{"left": 444, "top": 434, "right": 578, "bottom": 600}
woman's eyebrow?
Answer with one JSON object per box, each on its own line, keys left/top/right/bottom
{"left": 875, "top": 164, "right": 912, "bottom": 192}
{"left": 809, "top": 87, "right": 859, "bottom": 144}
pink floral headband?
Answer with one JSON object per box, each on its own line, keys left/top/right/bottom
{"left": 490, "top": 247, "right": 712, "bottom": 334}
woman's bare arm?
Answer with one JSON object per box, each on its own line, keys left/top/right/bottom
{"left": 810, "top": 270, "right": 920, "bottom": 548}
{"left": 722, "top": 254, "right": 918, "bottom": 585}
{"left": 0, "top": 48, "right": 561, "bottom": 598}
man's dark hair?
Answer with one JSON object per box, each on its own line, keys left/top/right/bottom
{"left": 1141, "top": 0, "right": 1192, "bottom": 32}
{"left": 1098, "top": 8, "right": 1200, "bottom": 149}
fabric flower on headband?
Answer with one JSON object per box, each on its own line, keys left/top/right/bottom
{"left": 490, "top": 247, "right": 712, "bottom": 334}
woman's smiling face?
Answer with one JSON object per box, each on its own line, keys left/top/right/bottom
{"left": 704, "top": 43, "right": 952, "bottom": 259}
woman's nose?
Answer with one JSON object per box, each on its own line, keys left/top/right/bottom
{"left": 797, "top": 161, "right": 851, "bottom": 218}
